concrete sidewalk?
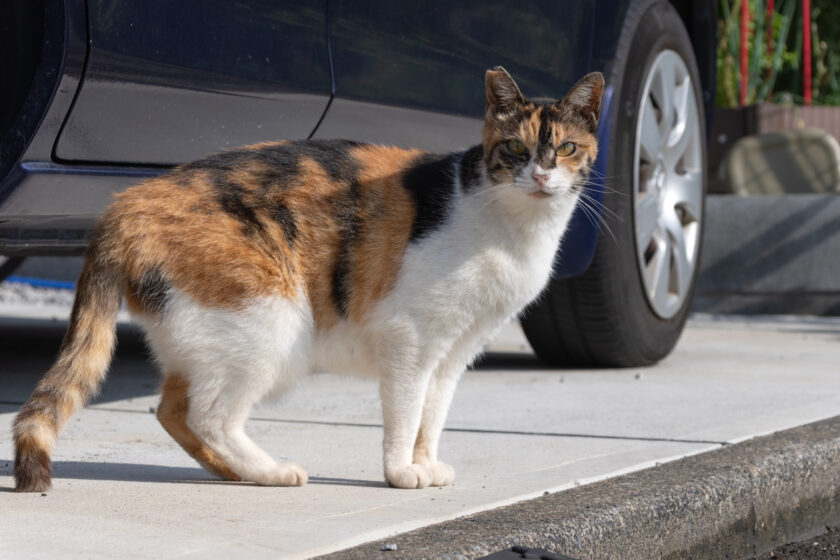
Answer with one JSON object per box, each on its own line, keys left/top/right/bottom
{"left": 2, "top": 307, "right": 840, "bottom": 559}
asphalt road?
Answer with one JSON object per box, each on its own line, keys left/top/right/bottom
{"left": 751, "top": 525, "right": 840, "bottom": 559}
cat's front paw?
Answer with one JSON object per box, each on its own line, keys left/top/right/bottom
{"left": 386, "top": 464, "right": 433, "bottom": 489}
{"left": 256, "top": 461, "right": 308, "bottom": 487}
{"left": 429, "top": 461, "right": 455, "bottom": 487}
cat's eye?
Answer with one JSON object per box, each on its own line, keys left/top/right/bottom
{"left": 506, "top": 139, "right": 528, "bottom": 156}
{"left": 557, "top": 142, "right": 576, "bottom": 157}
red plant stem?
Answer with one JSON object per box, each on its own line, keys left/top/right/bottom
{"left": 803, "top": 0, "right": 812, "bottom": 105}
{"left": 740, "top": 0, "right": 749, "bottom": 106}
{"left": 766, "top": 0, "right": 775, "bottom": 82}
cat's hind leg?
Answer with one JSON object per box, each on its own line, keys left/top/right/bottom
{"left": 148, "top": 291, "right": 311, "bottom": 486}
{"left": 156, "top": 373, "right": 240, "bottom": 481}
{"left": 186, "top": 383, "right": 308, "bottom": 486}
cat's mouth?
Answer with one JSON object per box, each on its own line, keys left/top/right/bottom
{"left": 528, "top": 187, "right": 555, "bottom": 198}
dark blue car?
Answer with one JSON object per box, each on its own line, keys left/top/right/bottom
{"left": 0, "top": 0, "right": 716, "bottom": 366}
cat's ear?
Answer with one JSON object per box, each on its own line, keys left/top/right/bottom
{"left": 485, "top": 66, "right": 526, "bottom": 116}
{"left": 559, "top": 72, "right": 604, "bottom": 132}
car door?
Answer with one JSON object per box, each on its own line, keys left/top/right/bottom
{"left": 315, "top": 0, "right": 594, "bottom": 151}
{"left": 54, "top": 0, "right": 332, "bottom": 166}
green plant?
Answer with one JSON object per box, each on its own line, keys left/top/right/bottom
{"left": 716, "top": 0, "right": 840, "bottom": 106}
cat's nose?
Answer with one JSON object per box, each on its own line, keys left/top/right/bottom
{"left": 531, "top": 171, "right": 549, "bottom": 186}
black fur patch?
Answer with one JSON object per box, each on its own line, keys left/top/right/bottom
{"left": 402, "top": 152, "right": 458, "bottom": 241}
{"left": 491, "top": 144, "right": 530, "bottom": 179}
{"left": 216, "top": 180, "right": 265, "bottom": 237}
{"left": 179, "top": 144, "right": 299, "bottom": 188}
{"left": 459, "top": 145, "right": 484, "bottom": 192}
{"left": 130, "top": 268, "right": 170, "bottom": 314}
{"left": 325, "top": 140, "right": 365, "bottom": 316}
{"left": 14, "top": 441, "right": 52, "bottom": 493}
{"left": 331, "top": 181, "right": 362, "bottom": 317}
{"left": 293, "top": 139, "right": 362, "bottom": 185}
{"left": 180, "top": 140, "right": 364, "bottom": 194}
{"left": 271, "top": 204, "right": 298, "bottom": 248}
{"left": 536, "top": 105, "right": 560, "bottom": 169}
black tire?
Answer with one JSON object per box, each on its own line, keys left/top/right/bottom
{"left": 0, "top": 256, "right": 25, "bottom": 281}
{"left": 520, "top": 0, "right": 707, "bottom": 368}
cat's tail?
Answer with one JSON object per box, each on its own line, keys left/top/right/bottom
{"left": 13, "top": 238, "right": 124, "bottom": 492}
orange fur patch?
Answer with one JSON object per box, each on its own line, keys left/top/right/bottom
{"left": 103, "top": 174, "right": 298, "bottom": 310}
{"left": 282, "top": 156, "right": 349, "bottom": 329}
{"left": 524, "top": 108, "right": 541, "bottom": 149}
{"left": 345, "top": 145, "right": 421, "bottom": 322}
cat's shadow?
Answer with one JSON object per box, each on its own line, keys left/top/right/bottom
{"left": 472, "top": 351, "right": 557, "bottom": 370}
{"left": 0, "top": 460, "right": 385, "bottom": 491}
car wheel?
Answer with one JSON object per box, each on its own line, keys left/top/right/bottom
{"left": 0, "top": 256, "right": 24, "bottom": 282}
{"left": 520, "top": 0, "right": 707, "bottom": 367}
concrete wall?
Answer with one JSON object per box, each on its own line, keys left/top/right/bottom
{"left": 693, "top": 194, "right": 840, "bottom": 315}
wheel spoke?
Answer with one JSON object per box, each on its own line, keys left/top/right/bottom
{"left": 650, "top": 55, "right": 676, "bottom": 136}
{"left": 663, "top": 209, "right": 692, "bottom": 297}
{"left": 650, "top": 232, "right": 671, "bottom": 312}
{"left": 635, "top": 193, "right": 659, "bottom": 251}
{"left": 670, "top": 170, "right": 703, "bottom": 220}
{"left": 639, "top": 97, "right": 661, "bottom": 162}
{"left": 666, "top": 88, "right": 698, "bottom": 168}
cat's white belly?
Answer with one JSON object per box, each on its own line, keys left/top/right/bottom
{"left": 311, "top": 321, "right": 382, "bottom": 378}
{"left": 310, "top": 243, "right": 554, "bottom": 380}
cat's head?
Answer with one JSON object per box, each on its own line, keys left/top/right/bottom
{"left": 482, "top": 67, "right": 603, "bottom": 200}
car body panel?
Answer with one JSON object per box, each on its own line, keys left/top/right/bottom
{"left": 326, "top": 0, "right": 594, "bottom": 117}
{"left": 0, "top": 0, "right": 716, "bottom": 279}
{"left": 54, "top": 0, "right": 332, "bottom": 165}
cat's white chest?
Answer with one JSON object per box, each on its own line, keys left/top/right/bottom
{"left": 396, "top": 205, "right": 564, "bottom": 330}
{"left": 464, "top": 240, "right": 555, "bottom": 309}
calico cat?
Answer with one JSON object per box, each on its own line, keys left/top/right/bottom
{"left": 13, "top": 67, "right": 603, "bottom": 492}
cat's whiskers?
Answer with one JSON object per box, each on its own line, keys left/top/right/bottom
{"left": 576, "top": 183, "right": 621, "bottom": 222}
{"left": 572, "top": 187, "right": 618, "bottom": 243}
{"left": 584, "top": 169, "right": 628, "bottom": 197}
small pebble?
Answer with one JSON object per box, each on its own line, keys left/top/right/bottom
{"left": 381, "top": 543, "right": 398, "bottom": 551}
{"left": 149, "top": 406, "right": 156, "bottom": 414}
{"left": 634, "top": 372, "right": 642, "bottom": 380}
{"left": 41, "top": 493, "right": 47, "bottom": 497}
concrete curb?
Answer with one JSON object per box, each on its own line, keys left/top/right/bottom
{"left": 316, "top": 416, "right": 840, "bottom": 560}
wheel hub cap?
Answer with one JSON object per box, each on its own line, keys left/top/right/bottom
{"left": 632, "top": 50, "right": 703, "bottom": 320}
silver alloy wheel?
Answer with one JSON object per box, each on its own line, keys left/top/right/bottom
{"left": 633, "top": 49, "right": 703, "bottom": 319}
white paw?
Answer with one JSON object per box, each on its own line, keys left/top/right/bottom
{"left": 386, "top": 463, "right": 433, "bottom": 489}
{"left": 256, "top": 462, "right": 308, "bottom": 486}
{"left": 429, "top": 461, "right": 455, "bottom": 487}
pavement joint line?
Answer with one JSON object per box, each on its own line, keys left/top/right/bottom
{"left": 1, "top": 401, "right": 728, "bottom": 446}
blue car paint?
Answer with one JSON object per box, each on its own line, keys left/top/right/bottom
{"left": 0, "top": 0, "right": 715, "bottom": 267}
{"left": 6, "top": 275, "right": 76, "bottom": 290}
